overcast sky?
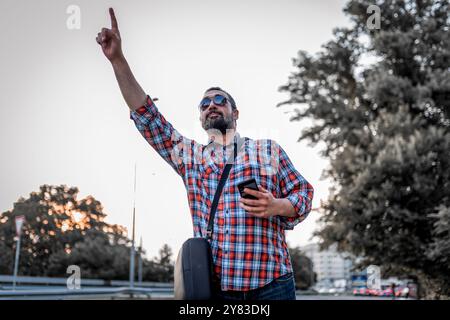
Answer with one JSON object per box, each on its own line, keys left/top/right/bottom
{"left": 0, "top": 0, "right": 351, "bottom": 259}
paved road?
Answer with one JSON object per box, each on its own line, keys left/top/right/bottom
{"left": 1, "top": 286, "right": 412, "bottom": 300}
{"left": 296, "top": 294, "right": 411, "bottom": 300}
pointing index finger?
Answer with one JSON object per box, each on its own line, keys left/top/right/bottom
{"left": 109, "top": 8, "right": 118, "bottom": 30}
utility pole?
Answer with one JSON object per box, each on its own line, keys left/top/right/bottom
{"left": 129, "top": 163, "right": 137, "bottom": 289}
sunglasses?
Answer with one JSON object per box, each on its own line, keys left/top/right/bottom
{"left": 199, "top": 94, "right": 228, "bottom": 111}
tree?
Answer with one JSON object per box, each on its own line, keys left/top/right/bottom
{"left": 279, "top": 0, "right": 449, "bottom": 298}
{"left": 47, "top": 234, "right": 131, "bottom": 280}
{"left": 289, "top": 246, "right": 316, "bottom": 290}
{"left": 0, "top": 185, "right": 130, "bottom": 277}
{"left": 0, "top": 185, "right": 175, "bottom": 282}
{"left": 143, "top": 244, "right": 174, "bottom": 283}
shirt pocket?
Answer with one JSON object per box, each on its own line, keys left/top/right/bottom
{"left": 199, "top": 155, "right": 220, "bottom": 201}
{"left": 233, "top": 161, "right": 278, "bottom": 198}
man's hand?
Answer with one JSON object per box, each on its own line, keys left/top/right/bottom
{"left": 96, "top": 8, "right": 123, "bottom": 63}
{"left": 95, "top": 8, "right": 146, "bottom": 110}
{"left": 239, "top": 185, "right": 279, "bottom": 218}
{"left": 239, "top": 185, "right": 298, "bottom": 219}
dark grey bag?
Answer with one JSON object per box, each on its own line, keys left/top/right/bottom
{"left": 174, "top": 237, "right": 214, "bottom": 300}
{"left": 174, "top": 140, "right": 241, "bottom": 300}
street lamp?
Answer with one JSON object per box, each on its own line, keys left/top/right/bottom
{"left": 13, "top": 215, "right": 25, "bottom": 291}
{"left": 129, "top": 163, "right": 137, "bottom": 289}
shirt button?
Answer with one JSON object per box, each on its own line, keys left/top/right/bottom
{"left": 225, "top": 210, "right": 229, "bottom": 214}
{"left": 224, "top": 251, "right": 228, "bottom": 255}
{"left": 225, "top": 229, "right": 229, "bottom": 234}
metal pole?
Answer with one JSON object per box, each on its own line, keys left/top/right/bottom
{"left": 130, "top": 210, "right": 135, "bottom": 289}
{"left": 138, "top": 237, "right": 143, "bottom": 284}
{"left": 13, "top": 235, "right": 21, "bottom": 291}
{"left": 129, "top": 163, "right": 137, "bottom": 289}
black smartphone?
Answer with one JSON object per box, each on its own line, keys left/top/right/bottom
{"left": 237, "top": 178, "right": 259, "bottom": 200}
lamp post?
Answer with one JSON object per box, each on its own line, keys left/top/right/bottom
{"left": 13, "top": 215, "right": 25, "bottom": 291}
{"left": 129, "top": 163, "right": 137, "bottom": 289}
{"left": 138, "top": 237, "right": 143, "bottom": 284}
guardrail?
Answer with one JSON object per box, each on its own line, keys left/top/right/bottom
{"left": 0, "top": 275, "right": 174, "bottom": 300}
{"left": 0, "top": 287, "right": 174, "bottom": 300}
{"left": 0, "top": 275, "right": 173, "bottom": 288}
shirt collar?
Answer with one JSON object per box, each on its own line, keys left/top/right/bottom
{"left": 207, "top": 132, "right": 240, "bottom": 147}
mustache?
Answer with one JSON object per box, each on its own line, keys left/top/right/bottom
{"left": 206, "top": 110, "right": 223, "bottom": 117}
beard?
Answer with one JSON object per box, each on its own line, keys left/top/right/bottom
{"left": 202, "top": 113, "right": 234, "bottom": 134}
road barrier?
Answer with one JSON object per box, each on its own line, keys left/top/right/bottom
{"left": 0, "top": 275, "right": 174, "bottom": 300}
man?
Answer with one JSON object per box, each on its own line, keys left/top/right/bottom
{"left": 96, "top": 8, "right": 314, "bottom": 300}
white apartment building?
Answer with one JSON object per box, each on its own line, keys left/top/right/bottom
{"left": 300, "top": 243, "right": 354, "bottom": 282}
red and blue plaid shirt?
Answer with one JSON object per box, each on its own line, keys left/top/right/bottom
{"left": 130, "top": 96, "right": 314, "bottom": 291}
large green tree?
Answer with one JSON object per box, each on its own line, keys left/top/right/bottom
{"left": 279, "top": 0, "right": 449, "bottom": 298}
{"left": 0, "top": 185, "right": 129, "bottom": 277}
{"left": 0, "top": 185, "right": 174, "bottom": 282}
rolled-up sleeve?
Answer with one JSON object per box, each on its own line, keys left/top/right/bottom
{"left": 276, "top": 142, "right": 314, "bottom": 230}
{"left": 129, "top": 95, "right": 190, "bottom": 177}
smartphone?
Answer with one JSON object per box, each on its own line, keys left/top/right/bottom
{"left": 237, "top": 178, "right": 259, "bottom": 200}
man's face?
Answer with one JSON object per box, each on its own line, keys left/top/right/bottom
{"left": 199, "top": 90, "right": 239, "bottom": 133}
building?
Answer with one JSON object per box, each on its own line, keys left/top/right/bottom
{"left": 300, "top": 243, "right": 354, "bottom": 284}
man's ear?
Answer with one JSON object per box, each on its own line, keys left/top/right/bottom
{"left": 233, "top": 109, "right": 239, "bottom": 120}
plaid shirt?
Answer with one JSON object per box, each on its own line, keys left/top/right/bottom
{"left": 130, "top": 96, "right": 314, "bottom": 291}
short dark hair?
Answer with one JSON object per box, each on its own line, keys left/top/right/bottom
{"left": 204, "top": 87, "right": 237, "bottom": 110}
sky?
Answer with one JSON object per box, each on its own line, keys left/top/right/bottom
{"left": 0, "top": 0, "right": 351, "bottom": 259}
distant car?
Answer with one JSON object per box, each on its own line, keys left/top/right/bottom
{"left": 317, "top": 287, "right": 330, "bottom": 294}
{"left": 353, "top": 288, "right": 372, "bottom": 296}
{"left": 378, "top": 286, "right": 410, "bottom": 297}
{"left": 335, "top": 287, "right": 347, "bottom": 293}
{"left": 399, "top": 286, "right": 410, "bottom": 298}
{"left": 369, "top": 288, "right": 381, "bottom": 296}
{"left": 328, "top": 288, "right": 338, "bottom": 294}
{"left": 393, "top": 286, "right": 410, "bottom": 298}
{"left": 379, "top": 288, "right": 394, "bottom": 297}
{"left": 353, "top": 288, "right": 363, "bottom": 295}
{"left": 353, "top": 287, "right": 383, "bottom": 296}
{"left": 354, "top": 285, "right": 412, "bottom": 298}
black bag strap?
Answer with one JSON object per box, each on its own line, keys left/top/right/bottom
{"left": 206, "top": 137, "right": 244, "bottom": 240}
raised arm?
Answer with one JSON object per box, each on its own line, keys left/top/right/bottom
{"left": 96, "top": 8, "right": 146, "bottom": 111}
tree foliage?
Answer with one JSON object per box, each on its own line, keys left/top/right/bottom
{"left": 0, "top": 185, "right": 174, "bottom": 282}
{"left": 289, "top": 246, "right": 316, "bottom": 290}
{"left": 279, "top": 0, "right": 449, "bottom": 298}
{"left": 142, "top": 244, "right": 174, "bottom": 283}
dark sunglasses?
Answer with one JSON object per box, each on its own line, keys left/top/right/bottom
{"left": 199, "top": 94, "right": 228, "bottom": 111}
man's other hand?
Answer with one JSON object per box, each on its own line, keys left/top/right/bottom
{"left": 239, "top": 185, "right": 279, "bottom": 218}
{"left": 239, "top": 185, "right": 298, "bottom": 219}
